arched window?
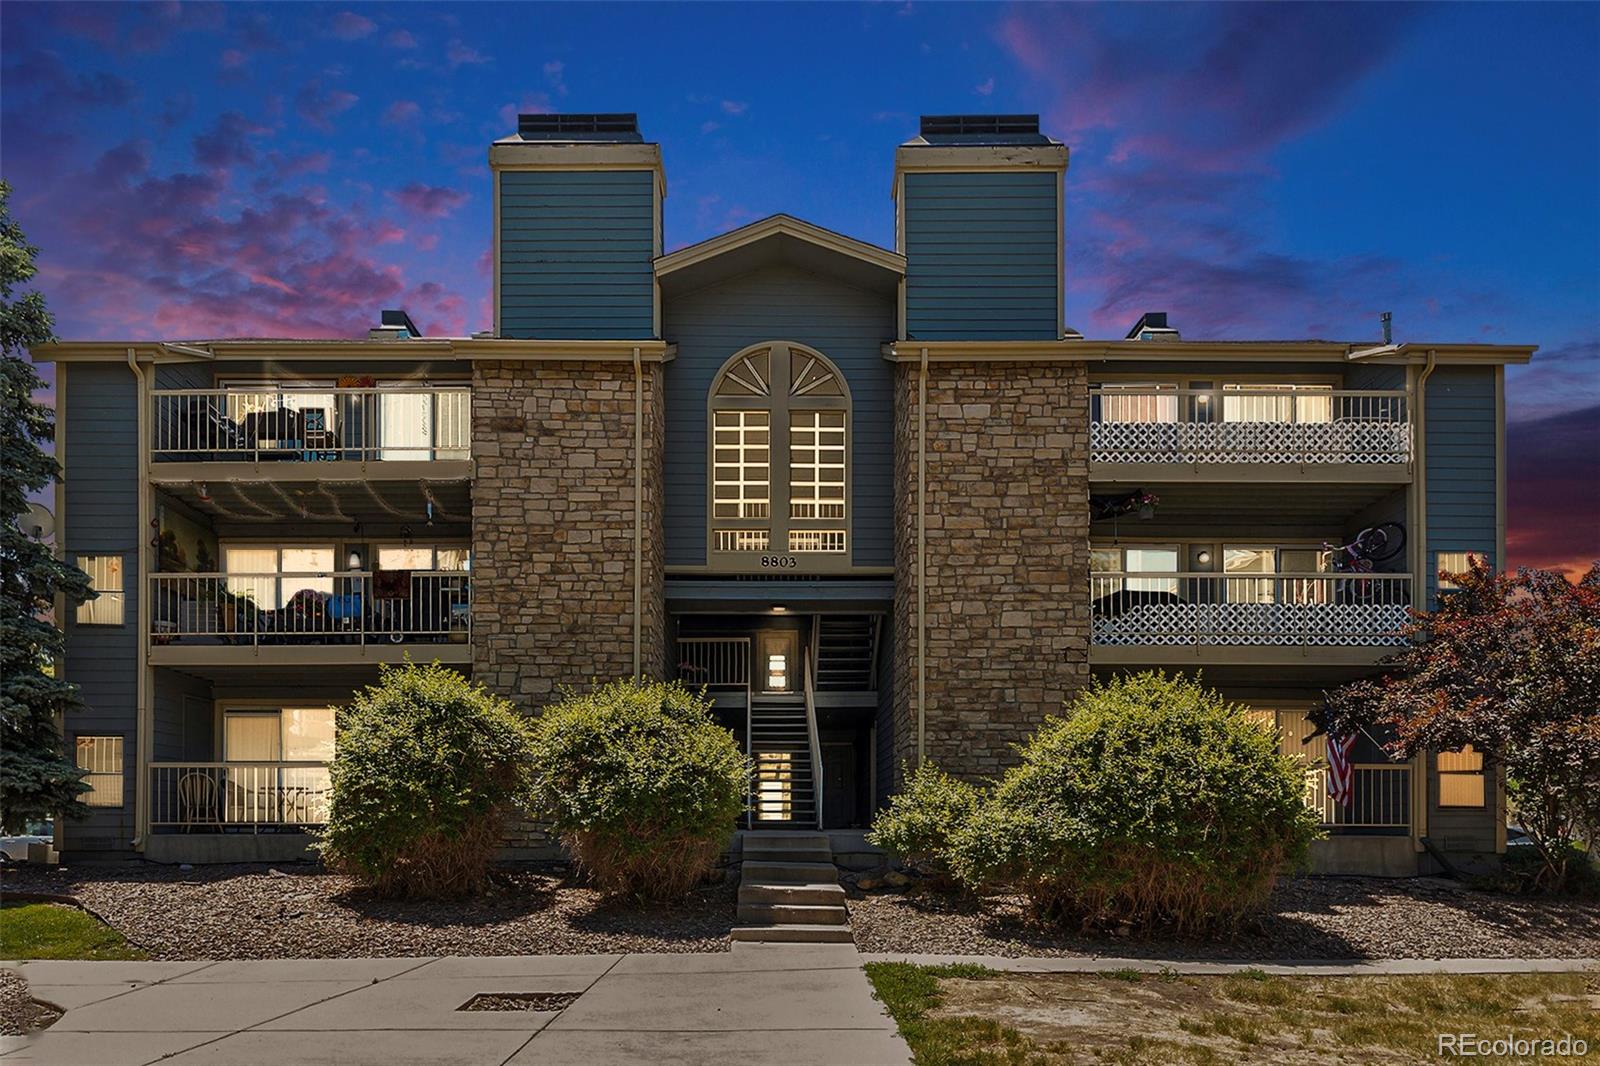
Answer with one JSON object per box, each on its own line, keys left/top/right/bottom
{"left": 708, "top": 342, "right": 851, "bottom": 568}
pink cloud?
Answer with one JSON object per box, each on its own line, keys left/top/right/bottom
{"left": 385, "top": 28, "right": 418, "bottom": 49}
{"left": 381, "top": 99, "right": 422, "bottom": 127}
{"left": 192, "top": 111, "right": 270, "bottom": 169}
{"left": 446, "top": 40, "right": 490, "bottom": 68}
{"left": 498, "top": 94, "right": 552, "bottom": 128}
{"left": 329, "top": 11, "right": 377, "bottom": 40}
{"left": 219, "top": 49, "right": 248, "bottom": 72}
{"left": 388, "top": 183, "right": 468, "bottom": 219}
{"left": 294, "top": 80, "right": 359, "bottom": 132}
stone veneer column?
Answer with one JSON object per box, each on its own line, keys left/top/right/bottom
{"left": 471, "top": 359, "right": 668, "bottom": 713}
{"left": 891, "top": 360, "right": 1091, "bottom": 785}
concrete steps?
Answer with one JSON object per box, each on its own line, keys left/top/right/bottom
{"left": 732, "top": 832, "right": 853, "bottom": 946}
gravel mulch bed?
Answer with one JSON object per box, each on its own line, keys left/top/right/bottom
{"left": 847, "top": 875, "right": 1600, "bottom": 960}
{"left": 1, "top": 863, "right": 736, "bottom": 960}
{"left": 0, "top": 968, "right": 62, "bottom": 1036}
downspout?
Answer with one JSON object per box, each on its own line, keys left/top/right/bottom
{"left": 916, "top": 347, "right": 927, "bottom": 766}
{"left": 1410, "top": 349, "right": 1437, "bottom": 855}
{"left": 127, "top": 349, "right": 151, "bottom": 850}
{"left": 633, "top": 346, "right": 643, "bottom": 679}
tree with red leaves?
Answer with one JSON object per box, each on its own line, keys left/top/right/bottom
{"left": 1319, "top": 558, "right": 1600, "bottom": 891}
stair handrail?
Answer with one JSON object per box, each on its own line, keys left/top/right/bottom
{"left": 803, "top": 655, "right": 824, "bottom": 830}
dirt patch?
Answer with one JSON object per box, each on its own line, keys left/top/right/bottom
{"left": 929, "top": 971, "right": 1600, "bottom": 1064}
{"left": 457, "top": 992, "right": 581, "bottom": 1012}
{"left": 850, "top": 874, "right": 1600, "bottom": 960}
{"left": 1, "top": 862, "right": 736, "bottom": 959}
{"left": 0, "top": 969, "right": 62, "bottom": 1036}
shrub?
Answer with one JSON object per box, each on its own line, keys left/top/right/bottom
{"left": 867, "top": 762, "right": 983, "bottom": 876}
{"left": 527, "top": 679, "right": 750, "bottom": 900}
{"left": 948, "top": 672, "right": 1320, "bottom": 934}
{"left": 318, "top": 661, "right": 535, "bottom": 899}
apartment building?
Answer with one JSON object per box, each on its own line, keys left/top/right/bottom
{"left": 34, "top": 113, "right": 1531, "bottom": 875}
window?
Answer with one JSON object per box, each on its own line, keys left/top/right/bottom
{"left": 1090, "top": 545, "right": 1179, "bottom": 594}
{"left": 1436, "top": 551, "right": 1485, "bottom": 591}
{"left": 375, "top": 545, "right": 470, "bottom": 571}
{"left": 1222, "top": 383, "right": 1333, "bottom": 423}
{"left": 223, "top": 545, "right": 335, "bottom": 609}
{"left": 1096, "top": 383, "right": 1177, "bottom": 423}
{"left": 75, "top": 736, "right": 124, "bottom": 807}
{"left": 1222, "top": 545, "right": 1329, "bottom": 604}
{"left": 224, "top": 707, "right": 337, "bottom": 763}
{"left": 75, "top": 555, "right": 126, "bottom": 625}
{"left": 1438, "top": 746, "right": 1486, "bottom": 807}
{"left": 708, "top": 343, "right": 849, "bottom": 563}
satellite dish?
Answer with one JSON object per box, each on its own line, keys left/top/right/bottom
{"left": 23, "top": 502, "right": 55, "bottom": 541}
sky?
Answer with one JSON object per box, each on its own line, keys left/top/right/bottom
{"left": 2, "top": 1, "right": 1596, "bottom": 575}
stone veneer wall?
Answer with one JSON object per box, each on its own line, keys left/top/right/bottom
{"left": 472, "top": 359, "right": 668, "bottom": 854}
{"left": 890, "top": 360, "right": 1091, "bottom": 784}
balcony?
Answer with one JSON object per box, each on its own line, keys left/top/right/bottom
{"left": 148, "top": 570, "right": 470, "bottom": 666}
{"left": 1304, "top": 765, "right": 1410, "bottom": 829}
{"left": 1089, "top": 571, "right": 1410, "bottom": 665}
{"left": 1090, "top": 387, "right": 1411, "bottom": 482}
{"left": 149, "top": 762, "right": 330, "bottom": 832}
{"left": 149, "top": 386, "right": 471, "bottom": 486}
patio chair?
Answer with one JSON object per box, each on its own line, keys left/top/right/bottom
{"left": 177, "top": 771, "right": 220, "bottom": 832}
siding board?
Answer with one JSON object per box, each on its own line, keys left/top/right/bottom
{"left": 498, "top": 170, "right": 655, "bottom": 339}
{"left": 903, "top": 170, "right": 1059, "bottom": 340}
{"left": 1424, "top": 367, "right": 1498, "bottom": 602}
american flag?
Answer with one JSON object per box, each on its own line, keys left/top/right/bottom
{"left": 1327, "top": 732, "right": 1357, "bottom": 808}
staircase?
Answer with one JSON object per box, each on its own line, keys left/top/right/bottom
{"left": 732, "top": 831, "right": 853, "bottom": 944}
{"left": 812, "top": 615, "right": 878, "bottom": 691}
{"left": 748, "top": 693, "right": 816, "bottom": 828}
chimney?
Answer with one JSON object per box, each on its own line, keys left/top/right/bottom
{"left": 1126, "top": 312, "right": 1180, "bottom": 341}
{"left": 369, "top": 308, "right": 421, "bottom": 341}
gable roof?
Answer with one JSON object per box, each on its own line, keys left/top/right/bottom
{"left": 655, "top": 214, "right": 904, "bottom": 295}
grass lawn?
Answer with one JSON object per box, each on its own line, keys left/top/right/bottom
{"left": 866, "top": 962, "right": 1600, "bottom": 1065}
{"left": 1, "top": 901, "right": 147, "bottom": 960}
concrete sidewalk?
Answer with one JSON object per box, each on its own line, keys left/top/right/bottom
{"left": 0, "top": 945, "right": 911, "bottom": 1066}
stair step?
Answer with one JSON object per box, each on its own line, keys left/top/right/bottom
{"left": 740, "top": 859, "right": 837, "bottom": 882}
{"left": 739, "top": 882, "right": 846, "bottom": 906}
{"left": 736, "top": 902, "right": 849, "bottom": 925}
{"left": 744, "top": 847, "right": 832, "bottom": 864}
{"left": 731, "top": 924, "right": 854, "bottom": 944}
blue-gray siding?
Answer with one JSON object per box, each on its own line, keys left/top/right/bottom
{"left": 61, "top": 363, "right": 141, "bottom": 856}
{"left": 1425, "top": 367, "right": 1498, "bottom": 601}
{"left": 902, "top": 171, "right": 1059, "bottom": 340}
{"left": 662, "top": 264, "right": 895, "bottom": 568}
{"left": 498, "top": 170, "right": 655, "bottom": 339}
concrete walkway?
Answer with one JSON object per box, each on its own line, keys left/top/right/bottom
{"left": 0, "top": 945, "right": 911, "bottom": 1066}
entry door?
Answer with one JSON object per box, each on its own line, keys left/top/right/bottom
{"left": 822, "top": 741, "right": 857, "bottom": 829}
{"left": 757, "top": 631, "right": 800, "bottom": 693}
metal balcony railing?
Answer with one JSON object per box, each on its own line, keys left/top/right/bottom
{"left": 675, "top": 637, "right": 751, "bottom": 689}
{"left": 151, "top": 386, "right": 470, "bottom": 463}
{"left": 1090, "top": 572, "right": 1411, "bottom": 647}
{"left": 149, "top": 762, "right": 331, "bottom": 831}
{"left": 1304, "top": 765, "right": 1411, "bottom": 828}
{"left": 1089, "top": 388, "right": 1411, "bottom": 465}
{"left": 149, "top": 571, "right": 470, "bottom": 646}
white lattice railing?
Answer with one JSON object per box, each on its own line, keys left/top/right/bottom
{"left": 149, "top": 762, "right": 330, "bottom": 830}
{"left": 1304, "top": 765, "right": 1411, "bottom": 828}
{"left": 675, "top": 637, "right": 751, "bottom": 688}
{"left": 151, "top": 386, "right": 470, "bottom": 462}
{"left": 149, "top": 571, "right": 469, "bottom": 646}
{"left": 1090, "top": 572, "right": 1411, "bottom": 647}
{"left": 1090, "top": 388, "right": 1410, "bottom": 465}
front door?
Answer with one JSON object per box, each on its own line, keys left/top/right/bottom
{"left": 822, "top": 741, "right": 857, "bottom": 829}
{"left": 757, "top": 630, "right": 800, "bottom": 693}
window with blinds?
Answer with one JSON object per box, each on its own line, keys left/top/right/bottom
{"left": 1438, "top": 746, "right": 1486, "bottom": 807}
{"left": 75, "top": 555, "right": 126, "bottom": 625}
{"left": 75, "top": 736, "right": 125, "bottom": 807}
{"left": 789, "top": 411, "right": 846, "bottom": 520}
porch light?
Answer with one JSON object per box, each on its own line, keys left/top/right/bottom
{"left": 347, "top": 550, "right": 362, "bottom": 569}
{"left": 1196, "top": 550, "right": 1212, "bottom": 566}
{"left": 771, "top": 604, "right": 788, "bottom": 613}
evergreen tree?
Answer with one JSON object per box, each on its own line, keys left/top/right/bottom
{"left": 0, "top": 180, "right": 93, "bottom": 831}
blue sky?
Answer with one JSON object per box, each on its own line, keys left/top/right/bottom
{"left": 3, "top": 1, "right": 1596, "bottom": 570}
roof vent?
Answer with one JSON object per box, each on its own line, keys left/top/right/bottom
{"left": 920, "top": 114, "right": 1039, "bottom": 138}
{"left": 1125, "top": 312, "right": 1180, "bottom": 342}
{"left": 517, "top": 113, "right": 642, "bottom": 143}
{"left": 369, "top": 308, "right": 421, "bottom": 341}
